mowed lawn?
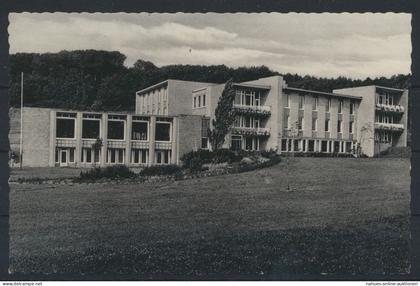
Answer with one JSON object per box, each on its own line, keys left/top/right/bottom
{"left": 9, "top": 158, "right": 411, "bottom": 279}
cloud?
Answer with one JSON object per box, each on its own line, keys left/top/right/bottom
{"left": 8, "top": 12, "right": 411, "bottom": 79}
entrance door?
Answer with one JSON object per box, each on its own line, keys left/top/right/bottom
{"left": 59, "top": 149, "right": 68, "bottom": 167}
{"left": 231, "top": 136, "right": 242, "bottom": 151}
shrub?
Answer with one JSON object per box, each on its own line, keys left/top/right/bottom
{"left": 235, "top": 154, "right": 282, "bottom": 173}
{"left": 188, "top": 157, "right": 205, "bottom": 173}
{"left": 285, "top": 152, "right": 355, "bottom": 158}
{"left": 140, "top": 164, "right": 183, "bottom": 177}
{"left": 213, "top": 148, "right": 242, "bottom": 163}
{"left": 180, "top": 149, "right": 214, "bottom": 168}
{"left": 180, "top": 149, "right": 242, "bottom": 170}
{"left": 79, "top": 165, "right": 135, "bottom": 181}
{"left": 258, "top": 149, "right": 278, "bottom": 159}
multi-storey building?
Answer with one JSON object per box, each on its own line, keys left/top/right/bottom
{"left": 136, "top": 75, "right": 407, "bottom": 157}
{"left": 9, "top": 75, "right": 408, "bottom": 167}
{"left": 333, "top": 85, "right": 408, "bottom": 157}
{"left": 135, "top": 79, "right": 212, "bottom": 116}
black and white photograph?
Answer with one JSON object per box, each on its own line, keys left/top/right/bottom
{"left": 2, "top": 10, "right": 419, "bottom": 281}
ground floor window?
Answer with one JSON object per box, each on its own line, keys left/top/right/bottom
{"left": 245, "top": 137, "right": 253, "bottom": 150}
{"left": 375, "top": 131, "right": 393, "bottom": 144}
{"left": 81, "top": 148, "right": 101, "bottom": 164}
{"left": 334, "top": 141, "right": 340, "bottom": 153}
{"left": 201, "top": 137, "right": 209, "bottom": 149}
{"left": 83, "top": 148, "right": 91, "bottom": 163}
{"left": 308, "top": 140, "right": 315, "bottom": 152}
{"left": 107, "top": 148, "right": 125, "bottom": 164}
{"left": 231, "top": 135, "right": 242, "bottom": 151}
{"left": 55, "top": 148, "right": 75, "bottom": 165}
{"left": 293, "top": 139, "right": 300, "bottom": 152}
{"left": 155, "top": 150, "right": 171, "bottom": 164}
{"left": 321, "top": 141, "right": 328, "bottom": 152}
{"left": 346, "top": 142, "right": 352, "bottom": 153}
{"left": 244, "top": 137, "right": 260, "bottom": 151}
{"left": 131, "top": 149, "right": 148, "bottom": 164}
{"left": 281, "top": 139, "right": 287, "bottom": 151}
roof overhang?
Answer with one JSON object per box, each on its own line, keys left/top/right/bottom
{"left": 136, "top": 80, "right": 169, "bottom": 95}
{"left": 233, "top": 82, "right": 271, "bottom": 90}
{"left": 375, "top": 85, "right": 406, "bottom": 93}
{"left": 284, "top": 87, "right": 363, "bottom": 100}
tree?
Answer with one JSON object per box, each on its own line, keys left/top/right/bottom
{"left": 9, "top": 50, "right": 411, "bottom": 113}
{"left": 208, "top": 79, "right": 236, "bottom": 151}
{"left": 357, "top": 122, "right": 374, "bottom": 157}
{"left": 91, "top": 137, "right": 103, "bottom": 167}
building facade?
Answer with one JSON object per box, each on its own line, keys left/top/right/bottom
{"left": 333, "top": 86, "right": 408, "bottom": 157}
{"left": 136, "top": 75, "right": 408, "bottom": 158}
{"left": 9, "top": 76, "right": 408, "bottom": 167}
{"left": 9, "top": 107, "right": 202, "bottom": 167}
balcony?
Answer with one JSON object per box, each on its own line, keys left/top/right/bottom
{"left": 374, "top": 122, "right": 405, "bottom": 132}
{"left": 233, "top": 104, "right": 271, "bottom": 117}
{"left": 231, "top": 126, "right": 271, "bottom": 136}
{"left": 375, "top": 103, "right": 405, "bottom": 113}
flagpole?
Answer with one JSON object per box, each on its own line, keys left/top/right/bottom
{"left": 19, "top": 72, "right": 23, "bottom": 169}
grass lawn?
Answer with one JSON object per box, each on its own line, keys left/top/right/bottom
{"left": 9, "top": 157, "right": 411, "bottom": 279}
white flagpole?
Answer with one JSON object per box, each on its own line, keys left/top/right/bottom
{"left": 19, "top": 72, "right": 23, "bottom": 169}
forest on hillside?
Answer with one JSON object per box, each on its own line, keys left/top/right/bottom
{"left": 9, "top": 50, "right": 411, "bottom": 112}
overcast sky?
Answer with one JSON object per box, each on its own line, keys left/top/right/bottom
{"left": 8, "top": 12, "right": 411, "bottom": 79}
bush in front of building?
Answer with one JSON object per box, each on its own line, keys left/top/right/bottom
{"left": 287, "top": 152, "right": 355, "bottom": 158}
{"left": 180, "top": 149, "right": 242, "bottom": 170}
{"left": 139, "top": 164, "right": 183, "bottom": 177}
{"left": 235, "top": 153, "right": 282, "bottom": 173}
{"left": 79, "top": 165, "right": 135, "bottom": 181}
{"left": 237, "top": 149, "right": 278, "bottom": 160}
{"left": 212, "top": 148, "right": 242, "bottom": 163}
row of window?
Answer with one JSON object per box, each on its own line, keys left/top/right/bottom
{"left": 56, "top": 118, "right": 171, "bottom": 142}
{"left": 55, "top": 148, "right": 171, "bottom": 165}
{"left": 375, "top": 113, "right": 399, "bottom": 124}
{"left": 138, "top": 88, "right": 169, "bottom": 115}
{"left": 281, "top": 139, "right": 353, "bottom": 153}
{"left": 231, "top": 135, "right": 260, "bottom": 151}
{"left": 234, "top": 90, "right": 263, "bottom": 107}
{"left": 284, "top": 115, "right": 354, "bottom": 133}
{"left": 233, "top": 115, "right": 261, "bottom": 129}
{"left": 376, "top": 92, "right": 396, "bottom": 106}
{"left": 374, "top": 131, "right": 393, "bottom": 144}
{"left": 193, "top": 93, "right": 206, "bottom": 108}
{"left": 285, "top": 94, "right": 356, "bottom": 114}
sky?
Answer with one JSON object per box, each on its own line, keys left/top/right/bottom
{"left": 8, "top": 12, "right": 412, "bottom": 79}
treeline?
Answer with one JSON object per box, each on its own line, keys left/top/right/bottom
{"left": 9, "top": 50, "right": 411, "bottom": 111}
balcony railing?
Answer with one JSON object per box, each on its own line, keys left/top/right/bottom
{"left": 233, "top": 104, "right": 271, "bottom": 116}
{"left": 375, "top": 103, "right": 405, "bottom": 113}
{"left": 56, "top": 138, "right": 76, "bottom": 147}
{"left": 374, "top": 122, "right": 405, "bottom": 132}
{"left": 231, "top": 126, "right": 271, "bottom": 136}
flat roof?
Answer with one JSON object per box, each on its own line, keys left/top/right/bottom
{"left": 136, "top": 79, "right": 217, "bottom": 95}
{"left": 14, "top": 106, "right": 179, "bottom": 117}
{"left": 136, "top": 80, "right": 169, "bottom": 95}
{"left": 375, "top": 85, "right": 406, "bottom": 92}
{"left": 233, "top": 82, "right": 271, "bottom": 90}
{"left": 284, "top": 87, "right": 363, "bottom": 100}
